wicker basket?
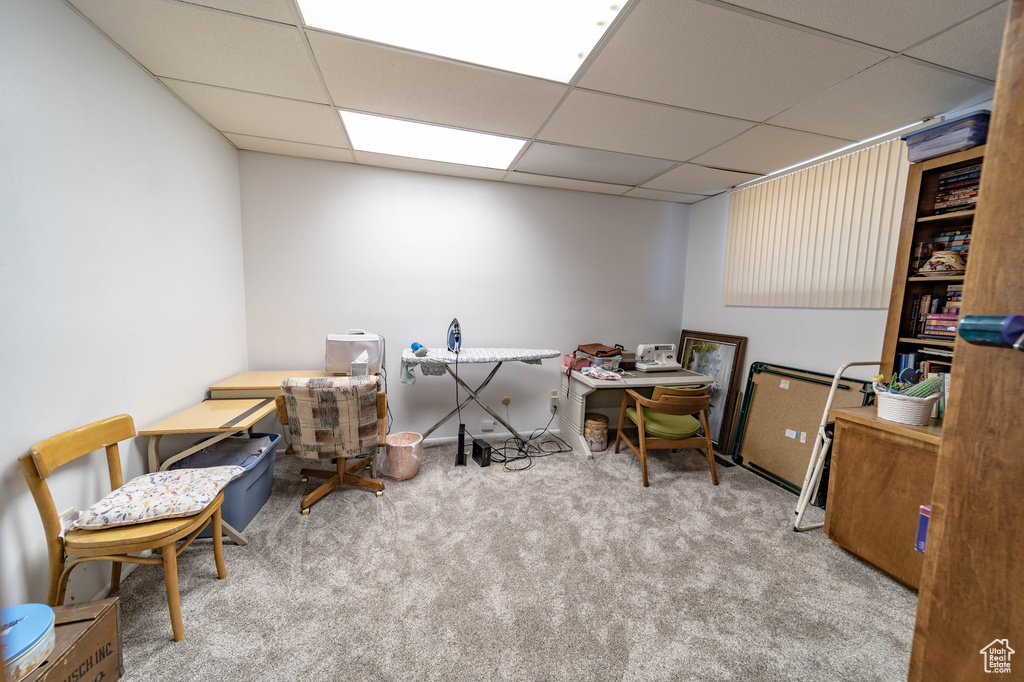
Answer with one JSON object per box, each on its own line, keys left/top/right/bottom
{"left": 873, "top": 384, "right": 942, "bottom": 426}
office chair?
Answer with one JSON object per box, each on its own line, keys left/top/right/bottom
{"left": 614, "top": 385, "right": 719, "bottom": 487}
{"left": 19, "top": 414, "right": 229, "bottom": 642}
{"left": 275, "top": 376, "right": 386, "bottom": 515}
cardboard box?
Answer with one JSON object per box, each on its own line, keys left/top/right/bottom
{"left": 22, "top": 599, "right": 121, "bottom": 682}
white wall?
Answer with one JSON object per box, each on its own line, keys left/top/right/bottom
{"left": 239, "top": 152, "right": 690, "bottom": 437}
{"left": 682, "top": 193, "right": 889, "bottom": 382}
{"left": 0, "top": 0, "right": 248, "bottom": 607}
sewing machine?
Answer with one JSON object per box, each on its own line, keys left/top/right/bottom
{"left": 635, "top": 343, "right": 682, "bottom": 372}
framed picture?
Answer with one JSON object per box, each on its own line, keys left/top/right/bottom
{"left": 678, "top": 330, "right": 748, "bottom": 456}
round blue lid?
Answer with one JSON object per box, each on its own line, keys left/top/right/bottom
{"left": 1, "top": 603, "right": 55, "bottom": 663}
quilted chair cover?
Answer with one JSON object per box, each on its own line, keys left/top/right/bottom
{"left": 281, "top": 376, "right": 379, "bottom": 459}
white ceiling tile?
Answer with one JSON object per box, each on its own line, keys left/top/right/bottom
{"left": 905, "top": 2, "right": 1008, "bottom": 80}
{"left": 722, "top": 0, "right": 1003, "bottom": 52}
{"left": 514, "top": 143, "right": 676, "bottom": 185}
{"left": 179, "top": 0, "right": 296, "bottom": 25}
{"left": 768, "top": 58, "right": 996, "bottom": 141}
{"left": 162, "top": 79, "right": 349, "bottom": 147}
{"left": 69, "top": 0, "right": 326, "bottom": 102}
{"left": 226, "top": 134, "right": 355, "bottom": 163}
{"left": 689, "top": 125, "right": 852, "bottom": 175}
{"left": 578, "top": 0, "right": 884, "bottom": 121}
{"left": 624, "top": 188, "right": 707, "bottom": 203}
{"left": 307, "top": 31, "right": 567, "bottom": 138}
{"left": 505, "top": 173, "right": 631, "bottom": 196}
{"left": 353, "top": 151, "right": 507, "bottom": 181}
{"left": 641, "top": 164, "right": 761, "bottom": 195}
{"left": 538, "top": 90, "right": 754, "bottom": 162}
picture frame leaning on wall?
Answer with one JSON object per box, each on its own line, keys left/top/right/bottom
{"left": 678, "top": 330, "right": 748, "bottom": 456}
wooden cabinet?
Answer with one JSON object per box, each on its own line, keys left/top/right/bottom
{"left": 880, "top": 145, "right": 985, "bottom": 382}
{"left": 824, "top": 406, "right": 941, "bottom": 588}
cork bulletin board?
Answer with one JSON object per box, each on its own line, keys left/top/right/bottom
{"left": 731, "top": 363, "right": 873, "bottom": 493}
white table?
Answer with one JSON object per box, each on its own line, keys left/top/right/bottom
{"left": 401, "top": 347, "right": 560, "bottom": 441}
{"left": 559, "top": 368, "right": 713, "bottom": 458}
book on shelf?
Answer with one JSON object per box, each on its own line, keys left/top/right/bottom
{"left": 921, "top": 347, "right": 955, "bottom": 357}
{"left": 919, "top": 333, "right": 957, "bottom": 341}
{"left": 937, "top": 163, "right": 982, "bottom": 180}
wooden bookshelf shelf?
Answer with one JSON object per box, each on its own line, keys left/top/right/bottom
{"left": 907, "top": 275, "right": 965, "bottom": 282}
{"left": 897, "top": 337, "right": 956, "bottom": 347}
{"left": 916, "top": 209, "right": 976, "bottom": 223}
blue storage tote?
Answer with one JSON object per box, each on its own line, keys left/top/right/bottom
{"left": 169, "top": 432, "right": 280, "bottom": 537}
{"left": 902, "top": 111, "right": 989, "bottom": 163}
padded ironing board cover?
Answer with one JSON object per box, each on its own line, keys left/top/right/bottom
{"left": 401, "top": 348, "right": 560, "bottom": 384}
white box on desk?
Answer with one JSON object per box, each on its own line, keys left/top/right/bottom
{"left": 326, "top": 330, "right": 383, "bottom": 375}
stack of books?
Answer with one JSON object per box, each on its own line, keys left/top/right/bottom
{"left": 907, "top": 284, "right": 964, "bottom": 337}
{"left": 933, "top": 164, "right": 981, "bottom": 215}
{"left": 920, "top": 312, "right": 960, "bottom": 341}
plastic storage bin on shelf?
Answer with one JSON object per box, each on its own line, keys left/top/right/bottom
{"left": 902, "top": 111, "right": 989, "bottom": 163}
{"left": 170, "top": 432, "right": 280, "bottom": 537}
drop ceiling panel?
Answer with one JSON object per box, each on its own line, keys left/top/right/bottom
{"left": 641, "top": 164, "right": 761, "bottom": 195}
{"left": 578, "top": 0, "right": 885, "bottom": 121}
{"left": 690, "top": 125, "right": 851, "bottom": 175}
{"left": 624, "top": 188, "right": 707, "bottom": 203}
{"left": 505, "top": 172, "right": 631, "bottom": 196}
{"left": 538, "top": 90, "right": 755, "bottom": 162}
{"left": 226, "top": 134, "right": 355, "bottom": 163}
{"left": 69, "top": 0, "right": 327, "bottom": 102}
{"left": 162, "top": 79, "right": 349, "bottom": 147}
{"left": 353, "top": 151, "right": 506, "bottom": 182}
{"left": 768, "top": 58, "right": 996, "bottom": 141}
{"left": 514, "top": 143, "right": 676, "bottom": 186}
{"left": 179, "top": 0, "right": 297, "bottom": 25}
{"left": 722, "top": 0, "right": 1003, "bottom": 52}
{"left": 905, "top": 2, "right": 1008, "bottom": 80}
{"left": 307, "top": 31, "right": 567, "bottom": 138}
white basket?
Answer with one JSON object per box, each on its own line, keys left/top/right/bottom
{"left": 873, "top": 384, "right": 942, "bottom": 426}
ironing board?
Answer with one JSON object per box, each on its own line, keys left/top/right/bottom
{"left": 401, "top": 348, "right": 560, "bottom": 441}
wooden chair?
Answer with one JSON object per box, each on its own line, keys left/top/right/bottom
{"left": 274, "top": 377, "right": 387, "bottom": 515}
{"left": 614, "top": 385, "right": 719, "bottom": 487}
{"left": 19, "top": 415, "right": 227, "bottom": 642}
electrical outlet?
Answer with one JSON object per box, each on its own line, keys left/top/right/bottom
{"left": 481, "top": 419, "right": 494, "bottom": 431}
{"left": 549, "top": 389, "right": 559, "bottom": 413}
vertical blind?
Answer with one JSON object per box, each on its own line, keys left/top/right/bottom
{"left": 723, "top": 138, "right": 910, "bottom": 308}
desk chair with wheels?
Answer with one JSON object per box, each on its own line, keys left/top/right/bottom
{"left": 19, "top": 414, "right": 229, "bottom": 642}
{"left": 614, "top": 385, "right": 719, "bottom": 487}
{"left": 275, "top": 376, "right": 386, "bottom": 515}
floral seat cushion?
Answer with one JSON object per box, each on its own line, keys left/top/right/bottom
{"left": 72, "top": 466, "right": 245, "bottom": 529}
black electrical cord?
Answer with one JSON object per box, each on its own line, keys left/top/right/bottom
{"left": 488, "top": 409, "right": 572, "bottom": 473}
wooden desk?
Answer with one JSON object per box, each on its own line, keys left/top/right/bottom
{"left": 824, "top": 406, "right": 941, "bottom": 588}
{"left": 558, "top": 368, "right": 712, "bottom": 458}
{"left": 209, "top": 370, "right": 330, "bottom": 398}
{"left": 138, "top": 398, "right": 277, "bottom": 545}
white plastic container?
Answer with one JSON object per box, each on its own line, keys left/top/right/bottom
{"left": 326, "top": 329, "right": 383, "bottom": 375}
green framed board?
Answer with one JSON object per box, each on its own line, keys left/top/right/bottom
{"left": 730, "top": 362, "right": 873, "bottom": 494}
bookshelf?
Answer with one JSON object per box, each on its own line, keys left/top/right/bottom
{"left": 880, "top": 144, "right": 985, "bottom": 388}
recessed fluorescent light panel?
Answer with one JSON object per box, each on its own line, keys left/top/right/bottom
{"left": 339, "top": 110, "right": 526, "bottom": 169}
{"left": 298, "top": 0, "right": 625, "bottom": 83}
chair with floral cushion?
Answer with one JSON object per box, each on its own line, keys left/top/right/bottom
{"left": 19, "top": 414, "right": 242, "bottom": 641}
{"left": 275, "top": 375, "right": 386, "bottom": 515}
